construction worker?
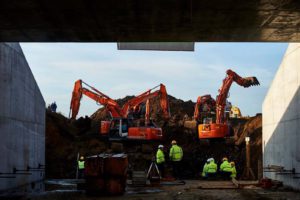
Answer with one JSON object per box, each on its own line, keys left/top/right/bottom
{"left": 202, "top": 158, "right": 210, "bottom": 178}
{"left": 156, "top": 145, "right": 165, "bottom": 178}
{"left": 78, "top": 156, "right": 85, "bottom": 179}
{"left": 169, "top": 140, "right": 183, "bottom": 179}
{"left": 50, "top": 102, "right": 57, "bottom": 112}
{"left": 206, "top": 158, "right": 218, "bottom": 179}
{"left": 220, "top": 157, "right": 232, "bottom": 180}
{"left": 230, "top": 161, "right": 237, "bottom": 178}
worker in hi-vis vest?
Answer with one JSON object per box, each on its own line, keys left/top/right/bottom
{"left": 230, "top": 161, "right": 237, "bottom": 178}
{"left": 78, "top": 156, "right": 85, "bottom": 179}
{"left": 156, "top": 144, "right": 165, "bottom": 178}
{"left": 169, "top": 140, "right": 183, "bottom": 179}
{"left": 220, "top": 157, "right": 232, "bottom": 180}
{"left": 202, "top": 158, "right": 210, "bottom": 177}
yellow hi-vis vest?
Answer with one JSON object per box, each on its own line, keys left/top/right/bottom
{"left": 78, "top": 160, "right": 85, "bottom": 169}
{"left": 156, "top": 149, "right": 165, "bottom": 164}
{"left": 169, "top": 145, "right": 183, "bottom": 161}
{"left": 202, "top": 163, "right": 208, "bottom": 177}
{"left": 220, "top": 161, "right": 231, "bottom": 172}
{"left": 231, "top": 166, "right": 237, "bottom": 178}
{"left": 207, "top": 161, "right": 217, "bottom": 173}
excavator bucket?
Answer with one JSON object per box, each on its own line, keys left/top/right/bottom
{"left": 243, "top": 77, "right": 260, "bottom": 87}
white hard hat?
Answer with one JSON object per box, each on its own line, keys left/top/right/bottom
{"left": 207, "top": 158, "right": 211, "bottom": 162}
{"left": 158, "top": 145, "right": 164, "bottom": 148}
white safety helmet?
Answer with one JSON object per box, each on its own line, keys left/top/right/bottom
{"left": 158, "top": 145, "right": 164, "bottom": 149}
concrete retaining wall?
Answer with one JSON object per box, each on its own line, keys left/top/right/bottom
{"left": 263, "top": 43, "right": 300, "bottom": 189}
{"left": 0, "top": 43, "right": 45, "bottom": 192}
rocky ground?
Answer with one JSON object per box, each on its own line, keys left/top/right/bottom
{"left": 46, "top": 95, "right": 262, "bottom": 180}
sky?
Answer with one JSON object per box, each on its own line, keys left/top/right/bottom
{"left": 20, "top": 43, "right": 288, "bottom": 118}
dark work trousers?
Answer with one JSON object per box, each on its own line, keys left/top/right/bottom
{"left": 157, "top": 163, "right": 165, "bottom": 178}
{"left": 220, "top": 171, "right": 232, "bottom": 180}
{"left": 78, "top": 169, "right": 85, "bottom": 179}
{"left": 172, "top": 161, "right": 181, "bottom": 179}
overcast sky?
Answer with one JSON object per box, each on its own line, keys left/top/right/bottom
{"left": 20, "top": 43, "right": 287, "bottom": 118}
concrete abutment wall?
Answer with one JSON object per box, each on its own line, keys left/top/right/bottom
{"left": 263, "top": 43, "right": 300, "bottom": 189}
{"left": 0, "top": 43, "right": 45, "bottom": 192}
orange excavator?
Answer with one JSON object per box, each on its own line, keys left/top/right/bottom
{"left": 120, "top": 84, "right": 170, "bottom": 140}
{"left": 69, "top": 80, "right": 170, "bottom": 140}
{"left": 197, "top": 69, "right": 260, "bottom": 140}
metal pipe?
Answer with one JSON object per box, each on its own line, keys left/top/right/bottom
{"left": 38, "top": 163, "right": 46, "bottom": 168}
{"left": 263, "top": 167, "right": 296, "bottom": 174}
{"left": 246, "top": 139, "right": 250, "bottom": 169}
{"left": 0, "top": 172, "right": 31, "bottom": 175}
{"left": 27, "top": 165, "right": 45, "bottom": 171}
{"left": 12, "top": 167, "right": 32, "bottom": 175}
{"left": 0, "top": 176, "right": 16, "bottom": 178}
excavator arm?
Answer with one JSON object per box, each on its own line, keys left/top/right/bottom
{"left": 122, "top": 84, "right": 170, "bottom": 123}
{"left": 216, "top": 69, "right": 260, "bottom": 124}
{"left": 69, "top": 80, "right": 123, "bottom": 119}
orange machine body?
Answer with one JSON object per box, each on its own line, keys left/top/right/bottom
{"left": 198, "top": 123, "right": 229, "bottom": 139}
{"left": 127, "top": 127, "right": 163, "bottom": 140}
{"left": 100, "top": 121, "right": 111, "bottom": 135}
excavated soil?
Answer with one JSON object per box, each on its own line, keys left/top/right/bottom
{"left": 46, "top": 95, "right": 262, "bottom": 180}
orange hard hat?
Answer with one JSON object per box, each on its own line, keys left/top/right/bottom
{"left": 230, "top": 161, "right": 235, "bottom": 166}
{"left": 222, "top": 157, "right": 228, "bottom": 161}
{"left": 171, "top": 140, "right": 177, "bottom": 144}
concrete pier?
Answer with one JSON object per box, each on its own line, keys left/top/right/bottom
{"left": 263, "top": 43, "right": 300, "bottom": 189}
{"left": 0, "top": 43, "right": 45, "bottom": 192}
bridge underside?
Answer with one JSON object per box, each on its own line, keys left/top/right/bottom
{"left": 1, "top": 0, "right": 300, "bottom": 42}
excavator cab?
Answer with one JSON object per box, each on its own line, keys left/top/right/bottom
{"left": 101, "top": 118, "right": 163, "bottom": 140}
{"left": 107, "top": 118, "right": 129, "bottom": 140}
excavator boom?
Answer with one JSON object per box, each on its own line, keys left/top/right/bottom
{"left": 122, "top": 84, "right": 170, "bottom": 122}
{"left": 69, "top": 79, "right": 123, "bottom": 119}
{"left": 216, "top": 69, "right": 260, "bottom": 124}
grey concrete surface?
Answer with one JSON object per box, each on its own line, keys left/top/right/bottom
{"left": 117, "top": 42, "right": 195, "bottom": 51}
{"left": 0, "top": 0, "right": 299, "bottom": 42}
{"left": 0, "top": 43, "right": 45, "bottom": 192}
{"left": 263, "top": 43, "right": 300, "bottom": 189}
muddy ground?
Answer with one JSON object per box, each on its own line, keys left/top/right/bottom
{"left": 31, "top": 180, "right": 300, "bottom": 200}
{"left": 46, "top": 95, "right": 262, "bottom": 180}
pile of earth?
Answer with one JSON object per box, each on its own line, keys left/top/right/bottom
{"left": 45, "top": 95, "right": 262, "bottom": 180}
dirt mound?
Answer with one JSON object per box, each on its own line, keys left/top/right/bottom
{"left": 46, "top": 111, "right": 107, "bottom": 178}
{"left": 46, "top": 95, "right": 262, "bottom": 180}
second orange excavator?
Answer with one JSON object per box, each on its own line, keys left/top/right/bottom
{"left": 69, "top": 80, "right": 170, "bottom": 140}
{"left": 190, "top": 69, "right": 260, "bottom": 141}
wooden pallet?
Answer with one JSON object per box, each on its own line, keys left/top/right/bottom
{"left": 232, "top": 178, "right": 259, "bottom": 188}
{"left": 196, "top": 181, "right": 238, "bottom": 189}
